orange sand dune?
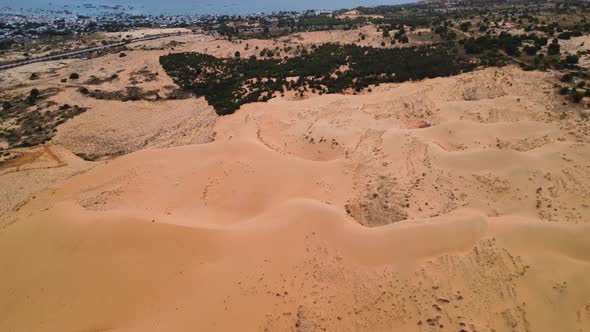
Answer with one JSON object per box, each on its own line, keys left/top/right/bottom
{"left": 1, "top": 144, "right": 590, "bottom": 331}
{"left": 1, "top": 66, "right": 590, "bottom": 331}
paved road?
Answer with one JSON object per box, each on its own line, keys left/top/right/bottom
{"left": 0, "top": 31, "right": 197, "bottom": 71}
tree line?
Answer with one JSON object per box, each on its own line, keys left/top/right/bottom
{"left": 160, "top": 43, "right": 481, "bottom": 115}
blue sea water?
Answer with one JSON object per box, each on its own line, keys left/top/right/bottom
{"left": 0, "top": 0, "right": 412, "bottom": 16}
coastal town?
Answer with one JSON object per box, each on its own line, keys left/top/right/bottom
{"left": 0, "top": 10, "right": 319, "bottom": 50}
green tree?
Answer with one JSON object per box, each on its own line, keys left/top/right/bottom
{"left": 571, "top": 88, "right": 583, "bottom": 103}
{"left": 2, "top": 101, "right": 12, "bottom": 110}
{"left": 30, "top": 88, "right": 40, "bottom": 99}
{"left": 523, "top": 45, "right": 537, "bottom": 56}
{"left": 565, "top": 54, "right": 579, "bottom": 64}
{"left": 460, "top": 21, "right": 471, "bottom": 32}
{"left": 548, "top": 42, "right": 560, "bottom": 55}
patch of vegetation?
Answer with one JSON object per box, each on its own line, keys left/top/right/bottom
{"left": 571, "top": 88, "right": 584, "bottom": 103}
{"left": 85, "top": 86, "right": 161, "bottom": 101}
{"left": 84, "top": 74, "right": 119, "bottom": 85}
{"left": 462, "top": 32, "right": 529, "bottom": 56}
{"left": 129, "top": 67, "right": 159, "bottom": 85}
{"left": 160, "top": 43, "right": 487, "bottom": 115}
{"left": 565, "top": 54, "right": 579, "bottom": 64}
{"left": 80, "top": 82, "right": 191, "bottom": 101}
{"left": 548, "top": 40, "right": 561, "bottom": 55}
{"left": 0, "top": 89, "right": 87, "bottom": 149}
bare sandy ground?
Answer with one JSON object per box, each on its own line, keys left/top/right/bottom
{"left": 559, "top": 35, "right": 590, "bottom": 54}
{"left": 0, "top": 32, "right": 123, "bottom": 63}
{"left": 2, "top": 26, "right": 431, "bottom": 161}
{"left": 0, "top": 146, "right": 93, "bottom": 220}
{"left": 49, "top": 89, "right": 216, "bottom": 160}
{"left": 338, "top": 9, "right": 384, "bottom": 19}
{"left": 1, "top": 47, "right": 217, "bottom": 160}
{"left": 0, "top": 25, "right": 435, "bottom": 93}
{"left": 0, "top": 28, "right": 192, "bottom": 63}
{"left": 127, "top": 25, "right": 437, "bottom": 60}
{"left": 559, "top": 36, "right": 590, "bottom": 69}
{"left": 1, "top": 62, "right": 590, "bottom": 332}
{"left": 104, "top": 28, "right": 193, "bottom": 39}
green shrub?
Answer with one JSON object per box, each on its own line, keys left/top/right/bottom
{"left": 523, "top": 45, "right": 537, "bottom": 56}
{"left": 460, "top": 21, "right": 471, "bottom": 32}
{"left": 571, "top": 88, "right": 584, "bottom": 103}
{"left": 2, "top": 101, "right": 12, "bottom": 110}
{"left": 29, "top": 88, "right": 40, "bottom": 99}
{"left": 565, "top": 54, "right": 579, "bottom": 64}
{"left": 561, "top": 73, "right": 573, "bottom": 82}
{"left": 548, "top": 42, "right": 560, "bottom": 55}
{"left": 557, "top": 31, "right": 572, "bottom": 40}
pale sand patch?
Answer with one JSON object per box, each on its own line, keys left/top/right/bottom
{"left": 105, "top": 27, "right": 193, "bottom": 39}
{"left": 559, "top": 35, "right": 590, "bottom": 54}
{"left": 559, "top": 35, "right": 590, "bottom": 69}
{"left": 125, "top": 25, "right": 437, "bottom": 61}
{"left": 0, "top": 146, "right": 93, "bottom": 220}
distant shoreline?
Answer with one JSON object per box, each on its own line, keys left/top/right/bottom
{"left": 0, "top": 0, "right": 416, "bottom": 17}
